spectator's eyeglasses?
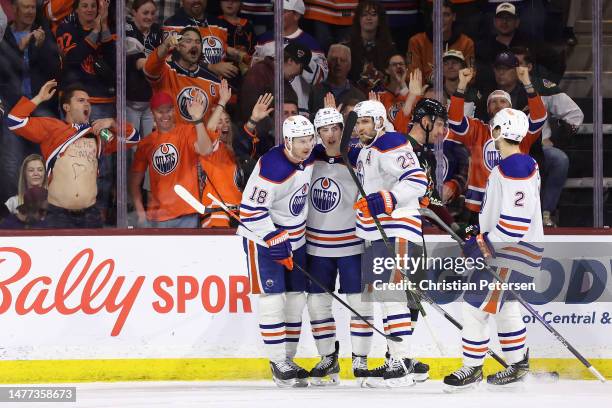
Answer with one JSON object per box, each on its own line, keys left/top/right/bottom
{"left": 361, "top": 11, "right": 378, "bottom": 17}
{"left": 181, "top": 38, "right": 202, "bottom": 45}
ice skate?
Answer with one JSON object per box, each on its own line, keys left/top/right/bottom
{"left": 443, "top": 365, "right": 483, "bottom": 393}
{"left": 487, "top": 351, "right": 529, "bottom": 388}
{"left": 310, "top": 341, "right": 340, "bottom": 386}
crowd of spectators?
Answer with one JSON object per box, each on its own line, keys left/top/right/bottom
{"left": 0, "top": 0, "right": 587, "bottom": 229}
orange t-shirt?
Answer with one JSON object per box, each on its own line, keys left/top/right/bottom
{"left": 132, "top": 124, "right": 205, "bottom": 221}
{"left": 200, "top": 140, "right": 242, "bottom": 228}
{"left": 144, "top": 49, "right": 221, "bottom": 125}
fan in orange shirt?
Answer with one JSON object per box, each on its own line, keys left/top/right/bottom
{"left": 130, "top": 91, "right": 215, "bottom": 228}
{"left": 199, "top": 79, "right": 242, "bottom": 228}
{"left": 144, "top": 27, "right": 221, "bottom": 125}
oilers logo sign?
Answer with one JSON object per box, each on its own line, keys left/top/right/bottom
{"left": 177, "top": 87, "right": 209, "bottom": 121}
{"left": 310, "top": 177, "right": 341, "bottom": 213}
{"left": 289, "top": 183, "right": 309, "bottom": 216}
{"left": 152, "top": 143, "right": 179, "bottom": 175}
{"left": 202, "top": 36, "right": 224, "bottom": 64}
{"left": 483, "top": 139, "right": 502, "bottom": 171}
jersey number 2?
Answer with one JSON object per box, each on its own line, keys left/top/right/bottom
{"left": 249, "top": 187, "right": 268, "bottom": 204}
{"left": 514, "top": 192, "right": 525, "bottom": 207}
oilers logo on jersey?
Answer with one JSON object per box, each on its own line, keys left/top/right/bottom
{"left": 356, "top": 160, "right": 364, "bottom": 186}
{"left": 483, "top": 139, "right": 502, "bottom": 171}
{"left": 177, "top": 87, "right": 209, "bottom": 121}
{"left": 152, "top": 143, "right": 179, "bottom": 175}
{"left": 388, "top": 102, "right": 402, "bottom": 122}
{"left": 290, "top": 183, "right": 309, "bottom": 216}
{"left": 202, "top": 36, "right": 225, "bottom": 64}
{"left": 310, "top": 177, "right": 341, "bottom": 213}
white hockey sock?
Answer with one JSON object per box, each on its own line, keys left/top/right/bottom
{"left": 381, "top": 302, "right": 413, "bottom": 359}
{"left": 461, "top": 302, "right": 490, "bottom": 367}
{"left": 258, "top": 293, "right": 286, "bottom": 363}
{"left": 496, "top": 301, "right": 527, "bottom": 364}
{"left": 347, "top": 292, "right": 374, "bottom": 356}
{"left": 307, "top": 293, "right": 336, "bottom": 357}
{"left": 284, "top": 291, "right": 306, "bottom": 359}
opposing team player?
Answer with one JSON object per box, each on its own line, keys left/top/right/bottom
{"left": 239, "top": 115, "right": 316, "bottom": 387}
{"left": 443, "top": 108, "right": 544, "bottom": 391}
{"left": 447, "top": 67, "right": 547, "bottom": 224}
{"left": 352, "top": 100, "right": 429, "bottom": 387}
{"left": 306, "top": 107, "right": 376, "bottom": 386}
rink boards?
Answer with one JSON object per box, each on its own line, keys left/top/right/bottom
{"left": 0, "top": 233, "right": 611, "bottom": 382}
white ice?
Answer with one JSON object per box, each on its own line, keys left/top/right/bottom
{"left": 3, "top": 379, "right": 611, "bottom": 408}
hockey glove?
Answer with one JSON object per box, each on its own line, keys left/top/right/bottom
{"left": 264, "top": 228, "right": 293, "bottom": 270}
{"left": 353, "top": 191, "right": 397, "bottom": 218}
{"left": 463, "top": 233, "right": 494, "bottom": 263}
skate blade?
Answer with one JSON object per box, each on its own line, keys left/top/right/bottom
{"left": 293, "top": 378, "right": 310, "bottom": 388}
{"left": 273, "top": 378, "right": 299, "bottom": 388}
{"left": 442, "top": 381, "right": 482, "bottom": 393}
{"left": 414, "top": 372, "right": 429, "bottom": 383}
{"left": 385, "top": 374, "right": 416, "bottom": 388}
{"left": 310, "top": 373, "right": 340, "bottom": 386}
{"left": 486, "top": 380, "right": 526, "bottom": 392}
{"left": 362, "top": 377, "right": 385, "bottom": 388}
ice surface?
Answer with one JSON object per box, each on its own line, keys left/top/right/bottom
{"left": 3, "top": 379, "right": 611, "bottom": 408}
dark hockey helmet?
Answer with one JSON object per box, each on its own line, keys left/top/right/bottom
{"left": 412, "top": 98, "right": 448, "bottom": 126}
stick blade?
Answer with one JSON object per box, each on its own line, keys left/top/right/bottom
{"left": 174, "top": 184, "right": 206, "bottom": 214}
{"left": 340, "top": 110, "right": 358, "bottom": 154}
{"left": 386, "top": 335, "right": 403, "bottom": 343}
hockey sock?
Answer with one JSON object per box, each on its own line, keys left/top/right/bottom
{"left": 496, "top": 301, "right": 527, "bottom": 364}
{"left": 347, "top": 292, "right": 374, "bottom": 356}
{"left": 381, "top": 302, "right": 413, "bottom": 358}
{"left": 461, "top": 302, "right": 490, "bottom": 367}
{"left": 258, "top": 293, "right": 286, "bottom": 362}
{"left": 307, "top": 293, "right": 336, "bottom": 357}
{"left": 284, "top": 291, "right": 306, "bottom": 359}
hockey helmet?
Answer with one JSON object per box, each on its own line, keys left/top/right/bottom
{"left": 412, "top": 98, "right": 448, "bottom": 125}
{"left": 314, "top": 107, "right": 344, "bottom": 130}
{"left": 490, "top": 108, "right": 529, "bottom": 142}
{"left": 283, "top": 115, "right": 315, "bottom": 159}
{"left": 353, "top": 100, "right": 387, "bottom": 132}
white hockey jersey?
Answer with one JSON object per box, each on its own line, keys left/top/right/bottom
{"left": 306, "top": 145, "right": 363, "bottom": 257}
{"left": 480, "top": 153, "right": 544, "bottom": 243}
{"left": 238, "top": 145, "right": 315, "bottom": 250}
{"left": 354, "top": 132, "right": 428, "bottom": 242}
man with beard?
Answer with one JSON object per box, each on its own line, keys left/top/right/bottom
{"left": 144, "top": 26, "right": 221, "bottom": 124}
{"left": 163, "top": 0, "right": 237, "bottom": 80}
{"left": 446, "top": 67, "right": 547, "bottom": 224}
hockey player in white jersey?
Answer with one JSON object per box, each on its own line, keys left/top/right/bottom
{"left": 444, "top": 108, "right": 544, "bottom": 391}
{"left": 239, "top": 115, "right": 316, "bottom": 387}
{"left": 351, "top": 100, "right": 429, "bottom": 387}
{"left": 306, "top": 107, "right": 378, "bottom": 386}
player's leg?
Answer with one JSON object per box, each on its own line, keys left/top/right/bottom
{"left": 338, "top": 254, "right": 376, "bottom": 386}
{"left": 244, "top": 239, "right": 297, "bottom": 387}
{"left": 284, "top": 245, "right": 309, "bottom": 385}
{"left": 443, "top": 302, "right": 489, "bottom": 392}
{"left": 306, "top": 255, "right": 340, "bottom": 385}
{"left": 488, "top": 300, "right": 529, "bottom": 386}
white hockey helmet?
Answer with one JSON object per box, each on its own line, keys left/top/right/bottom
{"left": 283, "top": 115, "right": 315, "bottom": 139}
{"left": 283, "top": 115, "right": 315, "bottom": 158}
{"left": 491, "top": 108, "right": 529, "bottom": 142}
{"left": 314, "top": 107, "right": 344, "bottom": 130}
{"left": 353, "top": 100, "right": 387, "bottom": 132}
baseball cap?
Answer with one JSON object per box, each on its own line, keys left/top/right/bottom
{"left": 150, "top": 92, "right": 174, "bottom": 110}
{"left": 284, "top": 0, "right": 305, "bottom": 15}
{"left": 487, "top": 90, "right": 512, "bottom": 107}
{"left": 284, "top": 40, "right": 313, "bottom": 73}
{"left": 496, "top": 2, "right": 517, "bottom": 17}
{"left": 443, "top": 49, "right": 466, "bottom": 63}
{"left": 493, "top": 51, "right": 519, "bottom": 68}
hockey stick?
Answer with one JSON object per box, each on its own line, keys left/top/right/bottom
{"left": 338, "top": 119, "right": 515, "bottom": 367}
{"left": 173, "top": 184, "right": 239, "bottom": 214}
{"left": 204, "top": 192, "right": 402, "bottom": 343}
{"left": 410, "top": 206, "right": 605, "bottom": 383}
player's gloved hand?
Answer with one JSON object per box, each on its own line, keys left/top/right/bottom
{"left": 353, "top": 191, "right": 396, "bottom": 218}
{"left": 463, "top": 232, "right": 494, "bottom": 262}
{"left": 264, "top": 228, "right": 293, "bottom": 270}
{"left": 462, "top": 224, "right": 480, "bottom": 240}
